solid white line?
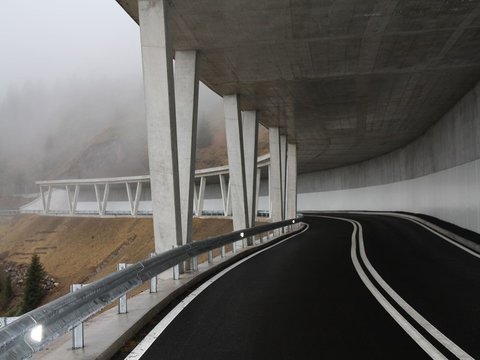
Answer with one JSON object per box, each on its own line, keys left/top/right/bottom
{"left": 313, "top": 214, "right": 473, "bottom": 360}
{"left": 344, "top": 211, "right": 480, "bottom": 260}
{"left": 125, "top": 225, "right": 309, "bottom": 360}
{"left": 355, "top": 220, "right": 473, "bottom": 360}
{"left": 317, "top": 215, "right": 447, "bottom": 359}
{"left": 402, "top": 216, "right": 480, "bottom": 260}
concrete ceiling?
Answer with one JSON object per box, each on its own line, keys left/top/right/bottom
{"left": 116, "top": 0, "right": 480, "bottom": 174}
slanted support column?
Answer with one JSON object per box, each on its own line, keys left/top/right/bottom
{"left": 286, "top": 143, "right": 297, "bottom": 219}
{"left": 223, "top": 94, "right": 249, "bottom": 231}
{"left": 139, "top": 0, "right": 182, "bottom": 254}
{"left": 175, "top": 50, "right": 199, "bottom": 246}
{"left": 219, "top": 174, "right": 228, "bottom": 216}
{"left": 226, "top": 178, "right": 232, "bottom": 216}
{"left": 280, "top": 134, "right": 287, "bottom": 220}
{"left": 241, "top": 111, "right": 259, "bottom": 230}
{"left": 269, "top": 127, "right": 283, "bottom": 222}
{"left": 196, "top": 177, "right": 206, "bottom": 216}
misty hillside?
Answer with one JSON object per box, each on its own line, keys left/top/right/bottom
{"left": 0, "top": 77, "right": 268, "bottom": 201}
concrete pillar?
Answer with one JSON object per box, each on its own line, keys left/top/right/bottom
{"left": 269, "top": 127, "right": 283, "bottom": 222}
{"left": 193, "top": 181, "right": 198, "bottom": 215}
{"left": 286, "top": 143, "right": 297, "bottom": 219}
{"left": 280, "top": 134, "right": 287, "bottom": 220}
{"left": 226, "top": 177, "right": 232, "bottom": 216}
{"left": 255, "top": 167, "right": 261, "bottom": 220}
{"left": 139, "top": 0, "right": 182, "bottom": 254}
{"left": 175, "top": 50, "right": 199, "bottom": 246}
{"left": 241, "top": 111, "right": 259, "bottom": 229}
{"left": 219, "top": 174, "right": 228, "bottom": 216}
{"left": 196, "top": 176, "right": 206, "bottom": 216}
{"left": 223, "top": 94, "right": 249, "bottom": 231}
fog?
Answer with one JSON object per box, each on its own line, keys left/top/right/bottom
{"left": 0, "top": 0, "right": 225, "bottom": 198}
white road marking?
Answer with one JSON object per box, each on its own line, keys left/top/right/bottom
{"left": 341, "top": 211, "right": 480, "bottom": 259}
{"left": 125, "top": 225, "right": 309, "bottom": 360}
{"left": 356, "top": 220, "right": 473, "bottom": 360}
{"left": 315, "top": 215, "right": 447, "bottom": 359}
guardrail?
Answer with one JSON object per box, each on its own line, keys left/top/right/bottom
{"left": 0, "top": 210, "right": 19, "bottom": 216}
{"left": 0, "top": 217, "right": 303, "bottom": 360}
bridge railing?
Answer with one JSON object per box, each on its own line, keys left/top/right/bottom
{"left": 0, "top": 217, "right": 303, "bottom": 360}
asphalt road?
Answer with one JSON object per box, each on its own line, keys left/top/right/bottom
{"left": 129, "top": 214, "right": 480, "bottom": 360}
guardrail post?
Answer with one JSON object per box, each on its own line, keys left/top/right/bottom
{"left": 208, "top": 250, "right": 213, "bottom": 264}
{"left": 191, "top": 256, "right": 198, "bottom": 272}
{"left": 172, "top": 246, "right": 180, "bottom": 280}
{"left": 150, "top": 253, "right": 158, "bottom": 293}
{"left": 117, "top": 263, "right": 128, "bottom": 314}
{"left": 70, "top": 284, "right": 84, "bottom": 349}
{"left": 221, "top": 245, "right": 226, "bottom": 258}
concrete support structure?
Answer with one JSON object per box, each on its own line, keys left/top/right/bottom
{"left": 223, "top": 94, "right": 249, "bottom": 231}
{"left": 196, "top": 176, "right": 206, "bottom": 216}
{"left": 219, "top": 174, "right": 229, "bottom": 216}
{"left": 175, "top": 50, "right": 199, "bottom": 245}
{"left": 269, "top": 127, "right": 283, "bottom": 222}
{"left": 138, "top": 0, "right": 182, "bottom": 254}
{"left": 286, "top": 143, "right": 297, "bottom": 219}
{"left": 280, "top": 135, "right": 287, "bottom": 220}
{"left": 241, "top": 111, "right": 259, "bottom": 228}
{"left": 255, "top": 168, "right": 261, "bottom": 218}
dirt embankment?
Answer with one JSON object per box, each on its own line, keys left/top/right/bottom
{"left": 0, "top": 215, "right": 234, "bottom": 315}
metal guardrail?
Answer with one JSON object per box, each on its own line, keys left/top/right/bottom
{"left": 0, "top": 210, "right": 19, "bottom": 216}
{"left": 0, "top": 217, "right": 303, "bottom": 360}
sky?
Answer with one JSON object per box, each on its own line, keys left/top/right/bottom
{"left": 0, "top": 0, "right": 143, "bottom": 99}
{"left": 0, "top": 0, "right": 225, "bottom": 196}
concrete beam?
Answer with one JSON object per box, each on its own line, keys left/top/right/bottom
{"left": 175, "top": 50, "right": 199, "bottom": 245}
{"left": 223, "top": 94, "right": 249, "bottom": 231}
{"left": 139, "top": 0, "right": 182, "bottom": 254}
{"left": 269, "top": 127, "right": 283, "bottom": 222}
{"left": 241, "top": 111, "right": 259, "bottom": 229}
{"left": 286, "top": 143, "right": 297, "bottom": 219}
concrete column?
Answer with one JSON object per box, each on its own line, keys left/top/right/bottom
{"left": 219, "top": 174, "right": 228, "bottom": 216}
{"left": 175, "top": 50, "right": 199, "bottom": 246}
{"left": 223, "top": 94, "right": 249, "bottom": 230}
{"left": 269, "top": 127, "right": 283, "bottom": 222}
{"left": 280, "top": 134, "right": 287, "bottom": 220}
{"left": 255, "top": 167, "right": 261, "bottom": 219}
{"left": 241, "top": 111, "right": 259, "bottom": 229}
{"left": 267, "top": 165, "right": 271, "bottom": 217}
{"left": 193, "top": 181, "right": 198, "bottom": 215}
{"left": 133, "top": 182, "right": 143, "bottom": 216}
{"left": 139, "top": 0, "right": 182, "bottom": 254}
{"left": 286, "top": 143, "right": 297, "bottom": 219}
{"left": 226, "top": 177, "right": 232, "bottom": 216}
{"left": 196, "top": 176, "right": 206, "bottom": 216}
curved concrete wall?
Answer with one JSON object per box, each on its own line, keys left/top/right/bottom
{"left": 297, "top": 81, "right": 480, "bottom": 233}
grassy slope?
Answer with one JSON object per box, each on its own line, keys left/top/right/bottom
{"left": 0, "top": 215, "right": 234, "bottom": 314}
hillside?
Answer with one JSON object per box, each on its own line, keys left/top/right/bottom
{"left": 0, "top": 215, "right": 234, "bottom": 315}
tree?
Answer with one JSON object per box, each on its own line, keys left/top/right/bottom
{"left": 5, "top": 274, "right": 13, "bottom": 300}
{"left": 21, "top": 254, "right": 46, "bottom": 313}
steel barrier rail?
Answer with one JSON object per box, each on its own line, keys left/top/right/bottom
{"left": 0, "top": 217, "right": 303, "bottom": 360}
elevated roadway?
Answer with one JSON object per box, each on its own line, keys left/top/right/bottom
{"left": 125, "top": 213, "right": 480, "bottom": 359}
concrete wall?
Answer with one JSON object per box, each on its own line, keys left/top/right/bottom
{"left": 297, "top": 81, "right": 480, "bottom": 233}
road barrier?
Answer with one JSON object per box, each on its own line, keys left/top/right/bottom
{"left": 0, "top": 217, "right": 303, "bottom": 360}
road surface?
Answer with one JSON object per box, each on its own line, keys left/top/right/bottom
{"left": 126, "top": 213, "right": 480, "bottom": 359}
